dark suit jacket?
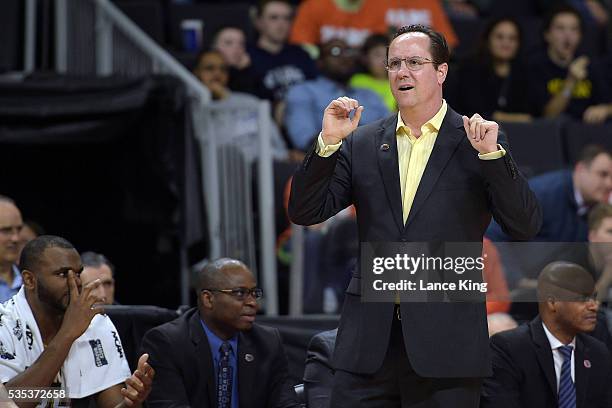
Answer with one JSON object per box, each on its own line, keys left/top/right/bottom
{"left": 481, "top": 316, "right": 612, "bottom": 408}
{"left": 289, "top": 108, "right": 542, "bottom": 377}
{"left": 303, "top": 329, "right": 337, "bottom": 408}
{"left": 487, "top": 169, "right": 588, "bottom": 242}
{"left": 139, "top": 308, "right": 298, "bottom": 408}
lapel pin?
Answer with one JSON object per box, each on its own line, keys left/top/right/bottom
{"left": 584, "top": 359, "right": 591, "bottom": 368}
{"left": 380, "top": 143, "right": 390, "bottom": 151}
{"left": 245, "top": 354, "right": 254, "bottom": 362}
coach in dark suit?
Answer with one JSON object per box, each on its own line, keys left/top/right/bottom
{"left": 140, "top": 258, "right": 298, "bottom": 408}
{"left": 288, "top": 24, "right": 542, "bottom": 407}
{"left": 482, "top": 261, "right": 612, "bottom": 407}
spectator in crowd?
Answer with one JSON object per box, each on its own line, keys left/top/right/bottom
{"left": 248, "top": 0, "right": 318, "bottom": 117}
{"left": 290, "top": 0, "right": 457, "bottom": 53}
{"left": 487, "top": 144, "right": 612, "bottom": 242}
{"left": 589, "top": 203, "right": 612, "bottom": 243}
{"left": 586, "top": 203, "right": 612, "bottom": 301}
{"left": 140, "top": 258, "right": 298, "bottom": 408}
{"left": 194, "top": 49, "right": 289, "bottom": 163}
{"left": 212, "top": 26, "right": 256, "bottom": 94}
{"left": 303, "top": 329, "right": 337, "bottom": 408}
{"left": 0, "top": 235, "right": 154, "bottom": 406}
{"left": 81, "top": 251, "right": 117, "bottom": 305}
{"left": 16, "top": 220, "right": 43, "bottom": 262}
{"left": 284, "top": 38, "right": 389, "bottom": 151}
{"left": 481, "top": 261, "right": 612, "bottom": 407}
{"left": 0, "top": 195, "right": 23, "bottom": 302}
{"left": 349, "top": 34, "right": 396, "bottom": 112}
{"left": 526, "top": 4, "right": 612, "bottom": 123}
{"left": 486, "top": 312, "right": 518, "bottom": 337}
{"left": 447, "top": 17, "right": 531, "bottom": 122}
{"left": 443, "top": 0, "right": 488, "bottom": 19}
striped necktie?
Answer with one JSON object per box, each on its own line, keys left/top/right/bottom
{"left": 558, "top": 345, "right": 576, "bottom": 408}
{"left": 217, "top": 342, "right": 233, "bottom": 408}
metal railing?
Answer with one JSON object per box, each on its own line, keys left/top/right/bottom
{"left": 196, "top": 100, "right": 278, "bottom": 314}
{"left": 39, "top": 0, "right": 279, "bottom": 314}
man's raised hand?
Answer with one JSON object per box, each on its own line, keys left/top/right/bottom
{"left": 462, "top": 113, "right": 499, "bottom": 154}
{"left": 60, "top": 271, "right": 105, "bottom": 341}
{"left": 321, "top": 97, "right": 364, "bottom": 145}
{"left": 121, "top": 354, "right": 155, "bottom": 407}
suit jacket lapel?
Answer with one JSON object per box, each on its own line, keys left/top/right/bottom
{"left": 404, "top": 108, "right": 464, "bottom": 230}
{"left": 189, "top": 313, "right": 216, "bottom": 408}
{"left": 238, "top": 331, "right": 257, "bottom": 408}
{"left": 530, "top": 317, "right": 558, "bottom": 402}
{"left": 376, "top": 114, "right": 404, "bottom": 233}
{"left": 575, "top": 335, "right": 590, "bottom": 408}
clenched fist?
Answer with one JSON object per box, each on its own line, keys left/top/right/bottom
{"left": 462, "top": 114, "right": 499, "bottom": 154}
{"left": 321, "top": 97, "right": 364, "bottom": 145}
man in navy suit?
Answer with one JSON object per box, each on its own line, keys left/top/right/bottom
{"left": 289, "top": 24, "right": 541, "bottom": 407}
{"left": 140, "top": 258, "right": 298, "bottom": 408}
{"left": 487, "top": 144, "right": 612, "bottom": 243}
{"left": 482, "top": 261, "right": 612, "bottom": 407}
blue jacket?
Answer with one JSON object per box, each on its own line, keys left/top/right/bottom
{"left": 487, "top": 169, "right": 587, "bottom": 242}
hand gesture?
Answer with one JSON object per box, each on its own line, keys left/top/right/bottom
{"left": 60, "top": 271, "right": 104, "bottom": 341}
{"left": 568, "top": 56, "right": 589, "bottom": 81}
{"left": 583, "top": 104, "right": 612, "bottom": 124}
{"left": 121, "top": 354, "right": 155, "bottom": 407}
{"left": 462, "top": 114, "right": 499, "bottom": 154}
{"left": 321, "top": 97, "right": 363, "bottom": 145}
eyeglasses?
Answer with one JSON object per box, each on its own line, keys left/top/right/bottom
{"left": 202, "top": 287, "right": 263, "bottom": 300}
{"left": 386, "top": 56, "right": 436, "bottom": 72}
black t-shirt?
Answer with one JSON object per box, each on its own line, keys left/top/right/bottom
{"left": 228, "top": 65, "right": 257, "bottom": 95}
{"left": 247, "top": 43, "right": 318, "bottom": 103}
{"left": 526, "top": 52, "right": 610, "bottom": 119}
{"left": 446, "top": 57, "right": 530, "bottom": 119}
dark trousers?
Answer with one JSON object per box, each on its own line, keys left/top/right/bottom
{"left": 329, "top": 307, "right": 482, "bottom": 408}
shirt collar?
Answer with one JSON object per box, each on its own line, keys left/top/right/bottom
{"left": 573, "top": 188, "right": 588, "bottom": 216}
{"left": 542, "top": 321, "right": 576, "bottom": 350}
{"left": 200, "top": 318, "right": 238, "bottom": 355}
{"left": 10, "top": 265, "right": 22, "bottom": 289}
{"left": 0, "top": 265, "right": 22, "bottom": 289}
{"left": 396, "top": 99, "right": 447, "bottom": 136}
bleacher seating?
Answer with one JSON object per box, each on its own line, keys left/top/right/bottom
{"left": 114, "top": 0, "right": 166, "bottom": 44}
{"left": 500, "top": 118, "right": 565, "bottom": 178}
{"left": 0, "top": 0, "right": 22, "bottom": 72}
{"left": 563, "top": 120, "right": 612, "bottom": 165}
